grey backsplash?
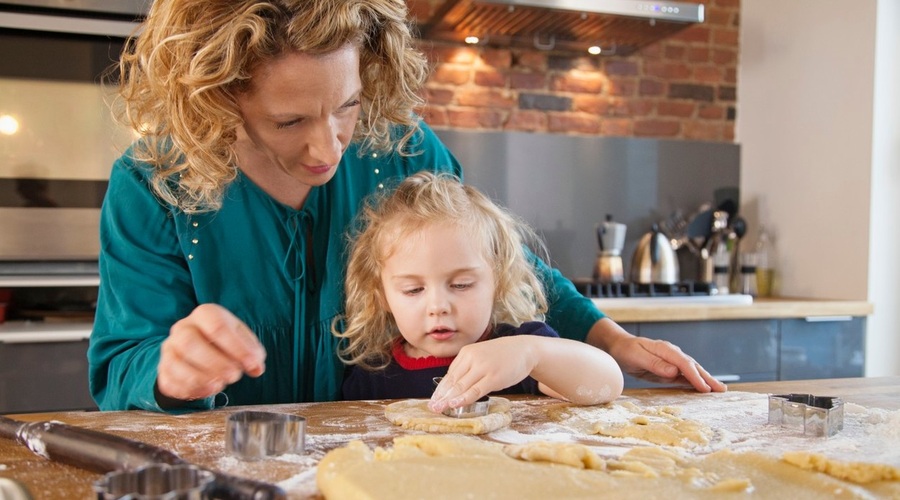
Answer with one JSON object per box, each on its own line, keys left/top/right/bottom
{"left": 434, "top": 129, "right": 740, "bottom": 282}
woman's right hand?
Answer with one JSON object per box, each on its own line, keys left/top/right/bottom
{"left": 156, "top": 304, "right": 267, "bottom": 403}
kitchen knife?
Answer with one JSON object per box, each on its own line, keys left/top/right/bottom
{"left": 0, "top": 415, "right": 285, "bottom": 499}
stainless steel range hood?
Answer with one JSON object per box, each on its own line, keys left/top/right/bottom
{"left": 419, "top": 0, "right": 705, "bottom": 55}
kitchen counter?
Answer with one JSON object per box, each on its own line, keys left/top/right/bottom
{"left": 0, "top": 376, "right": 897, "bottom": 499}
{"left": 595, "top": 297, "right": 874, "bottom": 323}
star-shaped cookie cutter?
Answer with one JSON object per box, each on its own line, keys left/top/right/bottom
{"left": 767, "top": 393, "right": 844, "bottom": 437}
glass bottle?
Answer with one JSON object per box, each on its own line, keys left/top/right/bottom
{"left": 755, "top": 228, "right": 774, "bottom": 297}
{"left": 740, "top": 251, "right": 758, "bottom": 297}
{"left": 712, "top": 241, "right": 730, "bottom": 294}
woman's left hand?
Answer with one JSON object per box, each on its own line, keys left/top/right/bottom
{"left": 587, "top": 318, "right": 727, "bottom": 393}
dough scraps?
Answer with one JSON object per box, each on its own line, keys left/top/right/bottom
{"left": 316, "top": 435, "right": 899, "bottom": 499}
{"left": 384, "top": 397, "right": 511, "bottom": 434}
{"left": 782, "top": 451, "right": 900, "bottom": 484}
{"left": 588, "top": 401, "right": 713, "bottom": 448}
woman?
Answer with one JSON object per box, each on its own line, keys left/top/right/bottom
{"left": 88, "top": 0, "right": 724, "bottom": 413}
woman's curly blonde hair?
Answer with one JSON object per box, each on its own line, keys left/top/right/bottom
{"left": 113, "top": 0, "right": 427, "bottom": 213}
{"left": 334, "top": 172, "right": 550, "bottom": 371}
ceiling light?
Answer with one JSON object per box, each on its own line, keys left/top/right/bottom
{"left": 587, "top": 46, "right": 602, "bottom": 55}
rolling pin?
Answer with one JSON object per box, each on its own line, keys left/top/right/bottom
{"left": 0, "top": 414, "right": 285, "bottom": 499}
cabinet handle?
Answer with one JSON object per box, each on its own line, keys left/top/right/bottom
{"left": 0, "top": 332, "right": 90, "bottom": 344}
{"left": 712, "top": 374, "right": 741, "bottom": 383}
{"left": 804, "top": 316, "right": 852, "bottom": 323}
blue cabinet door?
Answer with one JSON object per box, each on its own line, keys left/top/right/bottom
{"left": 779, "top": 317, "right": 866, "bottom": 380}
{"left": 624, "top": 320, "right": 778, "bottom": 389}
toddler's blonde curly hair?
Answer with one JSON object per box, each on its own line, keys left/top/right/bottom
{"left": 335, "top": 172, "right": 549, "bottom": 371}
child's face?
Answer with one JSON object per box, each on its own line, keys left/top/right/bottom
{"left": 380, "top": 222, "right": 495, "bottom": 359}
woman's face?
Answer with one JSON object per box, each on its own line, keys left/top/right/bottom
{"left": 235, "top": 43, "right": 361, "bottom": 188}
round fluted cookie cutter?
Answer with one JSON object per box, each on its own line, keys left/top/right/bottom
{"left": 225, "top": 411, "right": 306, "bottom": 459}
{"left": 93, "top": 463, "right": 214, "bottom": 500}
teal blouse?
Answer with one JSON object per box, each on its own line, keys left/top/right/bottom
{"left": 88, "top": 122, "right": 603, "bottom": 412}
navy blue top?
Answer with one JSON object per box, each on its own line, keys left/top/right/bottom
{"left": 342, "top": 321, "right": 559, "bottom": 400}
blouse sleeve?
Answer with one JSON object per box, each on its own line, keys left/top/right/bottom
{"left": 88, "top": 151, "right": 213, "bottom": 412}
{"left": 531, "top": 245, "right": 605, "bottom": 343}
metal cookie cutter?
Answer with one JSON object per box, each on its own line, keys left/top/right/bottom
{"left": 225, "top": 411, "right": 306, "bottom": 460}
{"left": 93, "top": 463, "right": 214, "bottom": 500}
{"left": 432, "top": 377, "right": 491, "bottom": 418}
{"left": 442, "top": 396, "right": 491, "bottom": 418}
{"left": 767, "top": 393, "right": 844, "bottom": 437}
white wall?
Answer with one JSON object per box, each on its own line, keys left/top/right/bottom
{"left": 867, "top": 0, "right": 900, "bottom": 376}
{"left": 737, "top": 0, "right": 899, "bottom": 376}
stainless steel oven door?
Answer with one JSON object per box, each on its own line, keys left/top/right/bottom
{"left": 0, "top": 0, "right": 147, "bottom": 17}
{"left": 0, "top": 1, "right": 144, "bottom": 37}
{"left": 0, "top": 2, "right": 137, "bottom": 270}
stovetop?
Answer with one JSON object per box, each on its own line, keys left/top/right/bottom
{"left": 571, "top": 279, "right": 715, "bottom": 298}
{"left": 570, "top": 278, "right": 753, "bottom": 306}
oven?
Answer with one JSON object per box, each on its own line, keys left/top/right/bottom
{"left": 0, "top": 0, "right": 145, "bottom": 274}
{"left": 0, "top": 1, "right": 147, "bottom": 412}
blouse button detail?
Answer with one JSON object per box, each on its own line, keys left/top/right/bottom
{"left": 374, "top": 168, "right": 380, "bottom": 174}
{"left": 192, "top": 238, "right": 199, "bottom": 244}
{"left": 188, "top": 254, "right": 194, "bottom": 260}
{"left": 192, "top": 221, "right": 199, "bottom": 228}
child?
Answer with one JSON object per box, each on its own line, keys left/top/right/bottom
{"left": 334, "top": 172, "right": 624, "bottom": 413}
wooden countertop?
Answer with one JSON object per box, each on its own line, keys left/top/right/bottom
{"left": 1, "top": 377, "right": 897, "bottom": 499}
{"left": 597, "top": 297, "right": 874, "bottom": 323}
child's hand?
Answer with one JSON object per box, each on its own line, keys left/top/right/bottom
{"left": 428, "top": 337, "right": 537, "bottom": 413}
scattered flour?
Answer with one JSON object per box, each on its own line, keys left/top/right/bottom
{"left": 277, "top": 467, "right": 319, "bottom": 498}
{"left": 488, "top": 391, "right": 900, "bottom": 468}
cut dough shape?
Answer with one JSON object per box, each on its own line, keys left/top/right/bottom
{"left": 384, "top": 397, "right": 511, "bottom": 434}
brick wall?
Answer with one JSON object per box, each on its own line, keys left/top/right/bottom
{"left": 410, "top": 0, "right": 739, "bottom": 142}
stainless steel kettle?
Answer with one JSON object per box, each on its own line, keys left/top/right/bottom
{"left": 630, "top": 223, "right": 679, "bottom": 284}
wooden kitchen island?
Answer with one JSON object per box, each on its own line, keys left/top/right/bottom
{"left": 0, "top": 377, "right": 897, "bottom": 499}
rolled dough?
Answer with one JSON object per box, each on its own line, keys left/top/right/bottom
{"left": 316, "top": 435, "right": 900, "bottom": 499}
{"left": 384, "top": 397, "right": 511, "bottom": 434}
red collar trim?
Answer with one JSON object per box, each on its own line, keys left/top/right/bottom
{"left": 392, "top": 338, "right": 454, "bottom": 370}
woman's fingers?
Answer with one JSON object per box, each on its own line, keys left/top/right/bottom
{"left": 157, "top": 304, "right": 266, "bottom": 401}
{"left": 180, "top": 304, "right": 266, "bottom": 375}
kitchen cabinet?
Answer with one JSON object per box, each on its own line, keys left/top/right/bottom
{"left": 780, "top": 316, "right": 865, "bottom": 380}
{"left": 621, "top": 316, "right": 866, "bottom": 389}
{"left": 0, "top": 274, "right": 97, "bottom": 413}
{"left": 623, "top": 319, "right": 778, "bottom": 389}
{"left": 0, "top": 338, "right": 95, "bottom": 413}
